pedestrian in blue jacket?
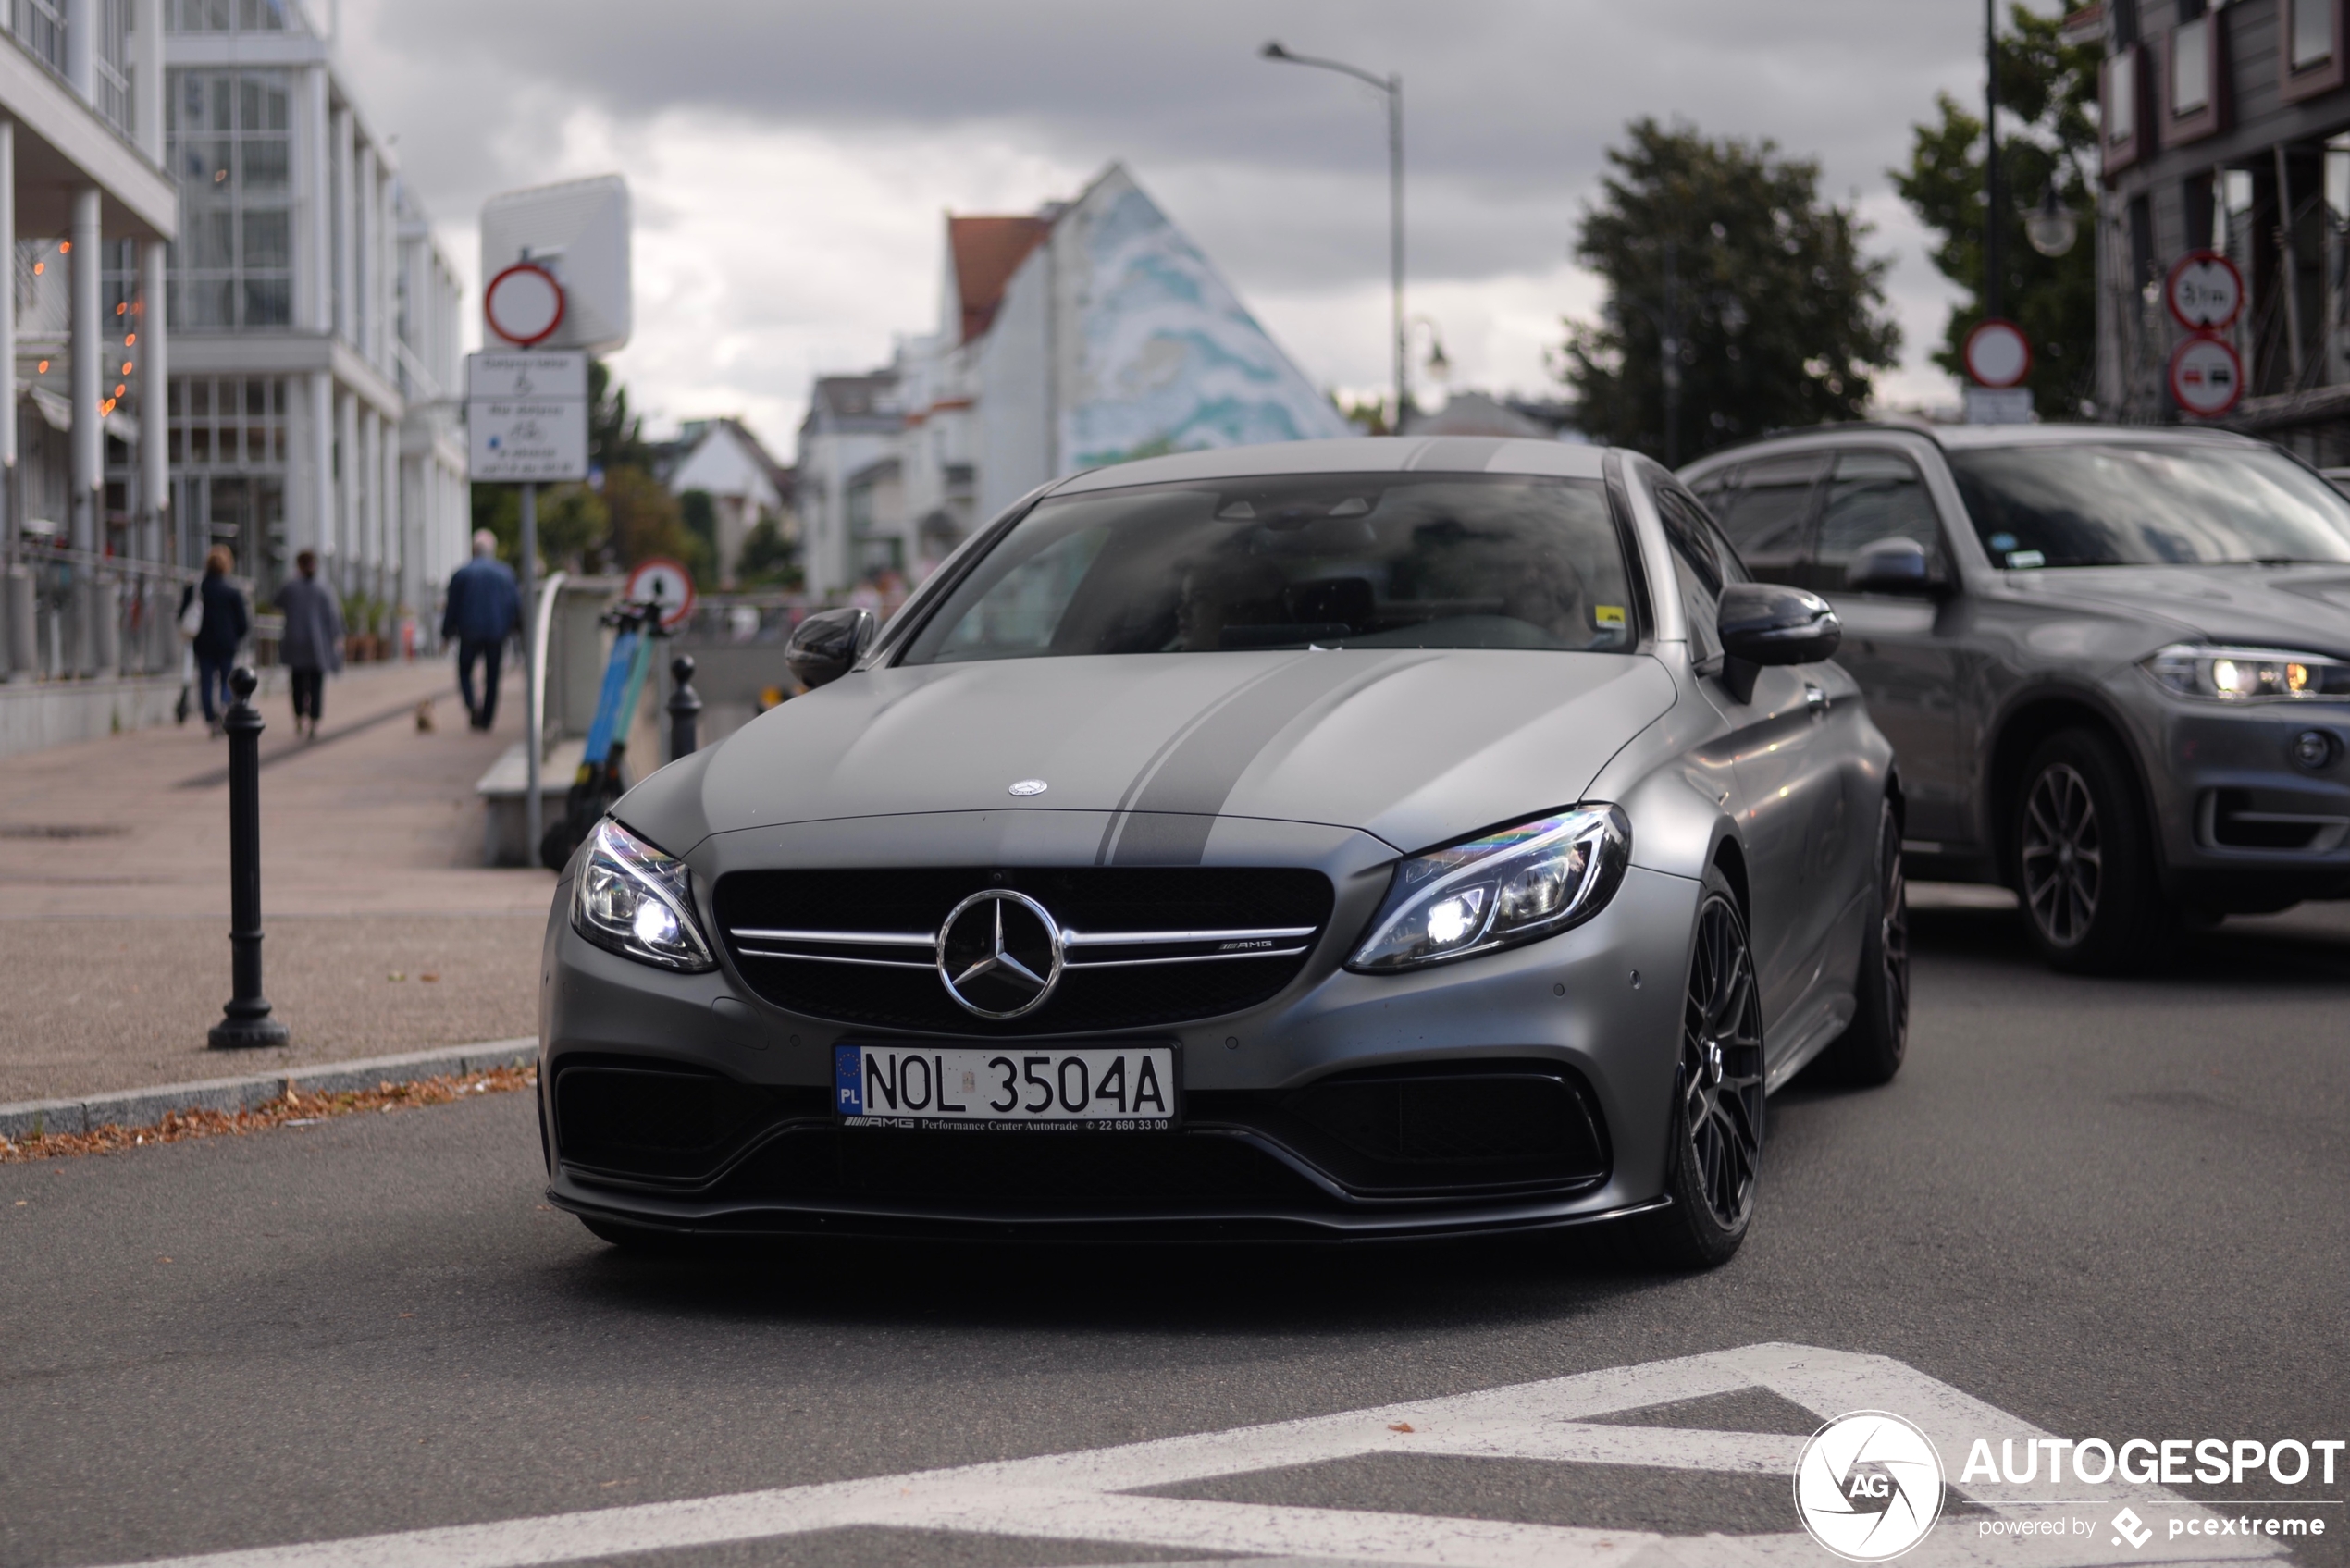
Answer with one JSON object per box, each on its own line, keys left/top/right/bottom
{"left": 187, "top": 546, "right": 248, "bottom": 735}
{"left": 442, "top": 530, "right": 520, "bottom": 731}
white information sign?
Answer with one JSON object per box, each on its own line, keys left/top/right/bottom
{"left": 1963, "top": 387, "right": 2035, "bottom": 425}
{"left": 466, "top": 350, "right": 588, "bottom": 482}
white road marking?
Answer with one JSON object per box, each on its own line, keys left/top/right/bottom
{"left": 105, "top": 1343, "right": 2293, "bottom": 1568}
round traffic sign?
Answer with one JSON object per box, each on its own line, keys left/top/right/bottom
{"left": 625, "top": 557, "right": 697, "bottom": 630}
{"left": 2165, "top": 250, "right": 2245, "bottom": 331}
{"left": 484, "top": 262, "right": 566, "bottom": 347}
{"left": 1962, "top": 318, "right": 2032, "bottom": 389}
{"left": 2169, "top": 333, "right": 2245, "bottom": 417}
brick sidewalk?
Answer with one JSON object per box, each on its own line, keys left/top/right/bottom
{"left": 2, "top": 656, "right": 557, "bottom": 1102}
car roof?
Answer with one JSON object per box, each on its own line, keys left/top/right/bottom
{"left": 1046, "top": 436, "right": 1607, "bottom": 496}
{"left": 1683, "top": 420, "right": 2265, "bottom": 475}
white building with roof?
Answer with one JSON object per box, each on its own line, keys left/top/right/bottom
{"left": 145, "top": 0, "right": 467, "bottom": 625}
{"left": 796, "top": 164, "right": 1346, "bottom": 601}
{"left": 660, "top": 415, "right": 792, "bottom": 587}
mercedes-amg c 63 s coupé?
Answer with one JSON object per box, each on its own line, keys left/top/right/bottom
{"left": 539, "top": 436, "right": 1904, "bottom": 1266}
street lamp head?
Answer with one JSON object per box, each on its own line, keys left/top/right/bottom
{"left": 2023, "top": 181, "right": 2078, "bottom": 258}
{"left": 1260, "top": 40, "right": 1290, "bottom": 59}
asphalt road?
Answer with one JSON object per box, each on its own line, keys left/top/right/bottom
{"left": 5, "top": 898, "right": 2346, "bottom": 1568}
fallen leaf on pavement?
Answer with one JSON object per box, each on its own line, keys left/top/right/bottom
{"left": 1389, "top": 1423, "right": 1414, "bottom": 1433}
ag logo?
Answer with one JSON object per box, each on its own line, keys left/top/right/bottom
{"left": 1793, "top": 1410, "right": 1945, "bottom": 1561}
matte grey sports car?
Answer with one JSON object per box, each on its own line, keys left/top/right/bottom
{"left": 539, "top": 437, "right": 1902, "bottom": 1265}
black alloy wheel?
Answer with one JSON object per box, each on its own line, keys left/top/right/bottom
{"left": 2021, "top": 760, "right": 2101, "bottom": 948}
{"left": 1635, "top": 866, "right": 1764, "bottom": 1268}
{"left": 2011, "top": 729, "right": 2171, "bottom": 973}
{"left": 1826, "top": 798, "right": 1909, "bottom": 1085}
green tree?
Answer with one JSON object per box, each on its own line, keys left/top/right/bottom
{"left": 1894, "top": 5, "right": 2100, "bottom": 417}
{"left": 589, "top": 358, "right": 654, "bottom": 473}
{"left": 1560, "top": 117, "right": 1900, "bottom": 463}
{"left": 736, "top": 512, "right": 801, "bottom": 589}
{"left": 678, "top": 488, "right": 719, "bottom": 586}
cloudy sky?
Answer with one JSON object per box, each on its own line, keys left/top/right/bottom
{"left": 338, "top": 0, "right": 1991, "bottom": 460}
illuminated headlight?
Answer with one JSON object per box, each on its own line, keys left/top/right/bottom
{"left": 571, "top": 819, "right": 716, "bottom": 972}
{"left": 2143, "top": 644, "right": 2350, "bottom": 702}
{"left": 1347, "top": 806, "right": 1631, "bottom": 972}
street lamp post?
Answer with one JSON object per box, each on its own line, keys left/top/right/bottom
{"left": 1261, "top": 42, "right": 1404, "bottom": 428}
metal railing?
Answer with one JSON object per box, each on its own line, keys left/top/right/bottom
{"left": 0, "top": 541, "right": 262, "bottom": 682}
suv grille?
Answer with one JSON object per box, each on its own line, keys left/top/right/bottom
{"left": 712, "top": 867, "right": 1334, "bottom": 1036}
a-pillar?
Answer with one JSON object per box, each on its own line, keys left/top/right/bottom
{"left": 68, "top": 187, "right": 101, "bottom": 674}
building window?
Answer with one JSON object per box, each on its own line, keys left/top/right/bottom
{"left": 167, "top": 69, "right": 293, "bottom": 329}
{"left": 2172, "top": 18, "right": 2210, "bottom": 114}
{"left": 167, "top": 376, "right": 288, "bottom": 470}
{"left": 166, "top": 0, "right": 288, "bottom": 31}
{"left": 2282, "top": 0, "right": 2348, "bottom": 102}
{"left": 6, "top": 0, "right": 67, "bottom": 73}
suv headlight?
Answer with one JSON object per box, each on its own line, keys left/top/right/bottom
{"left": 572, "top": 819, "right": 716, "bottom": 972}
{"left": 2143, "top": 644, "right": 2350, "bottom": 702}
{"left": 1347, "top": 805, "right": 1631, "bottom": 972}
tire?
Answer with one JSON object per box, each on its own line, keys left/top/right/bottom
{"left": 2011, "top": 729, "right": 2172, "bottom": 974}
{"left": 1631, "top": 865, "right": 1765, "bottom": 1270}
{"left": 1824, "top": 798, "right": 1908, "bottom": 1086}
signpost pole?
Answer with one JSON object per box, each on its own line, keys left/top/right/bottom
{"left": 520, "top": 479, "right": 540, "bottom": 864}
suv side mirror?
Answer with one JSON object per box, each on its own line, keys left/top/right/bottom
{"left": 1846, "top": 536, "right": 1948, "bottom": 597}
{"left": 785, "top": 606, "right": 876, "bottom": 690}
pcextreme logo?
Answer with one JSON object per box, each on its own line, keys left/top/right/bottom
{"left": 1793, "top": 1410, "right": 1947, "bottom": 1561}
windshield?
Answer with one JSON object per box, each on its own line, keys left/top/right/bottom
{"left": 1948, "top": 442, "right": 2350, "bottom": 568}
{"left": 900, "top": 474, "right": 1638, "bottom": 663}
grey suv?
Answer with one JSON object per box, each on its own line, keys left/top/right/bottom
{"left": 1682, "top": 424, "right": 2350, "bottom": 971}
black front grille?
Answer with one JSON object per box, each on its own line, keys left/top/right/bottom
{"left": 713, "top": 867, "right": 1334, "bottom": 1036}
{"left": 713, "top": 1125, "right": 1333, "bottom": 1210}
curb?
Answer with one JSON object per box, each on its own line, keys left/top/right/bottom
{"left": 0, "top": 1038, "right": 539, "bottom": 1142}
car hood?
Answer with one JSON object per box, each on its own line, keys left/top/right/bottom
{"left": 642, "top": 648, "right": 1677, "bottom": 858}
{"left": 2000, "top": 564, "right": 2350, "bottom": 658}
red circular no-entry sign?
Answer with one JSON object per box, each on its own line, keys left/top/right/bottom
{"left": 1963, "top": 318, "right": 2034, "bottom": 389}
{"left": 2169, "top": 333, "right": 2245, "bottom": 418}
{"left": 484, "top": 262, "right": 566, "bottom": 348}
{"left": 2165, "top": 250, "right": 2245, "bottom": 332}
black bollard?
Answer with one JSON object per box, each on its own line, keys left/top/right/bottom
{"left": 667, "top": 653, "right": 703, "bottom": 761}
{"left": 209, "top": 667, "right": 289, "bottom": 1049}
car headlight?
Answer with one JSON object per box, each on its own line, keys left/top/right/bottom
{"left": 2143, "top": 644, "right": 2350, "bottom": 702}
{"left": 1347, "top": 805, "right": 1631, "bottom": 972}
{"left": 571, "top": 819, "right": 716, "bottom": 972}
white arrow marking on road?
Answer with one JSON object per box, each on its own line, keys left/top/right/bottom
{"left": 101, "top": 1343, "right": 2293, "bottom": 1568}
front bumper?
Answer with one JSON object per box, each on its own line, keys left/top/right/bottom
{"left": 538, "top": 811, "right": 1701, "bottom": 1240}
{"left": 2121, "top": 683, "right": 2350, "bottom": 909}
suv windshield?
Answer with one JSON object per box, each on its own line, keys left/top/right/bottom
{"left": 1948, "top": 441, "right": 2350, "bottom": 568}
{"left": 900, "top": 474, "right": 1637, "bottom": 663}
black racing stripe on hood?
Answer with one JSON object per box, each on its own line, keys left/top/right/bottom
{"left": 1105, "top": 651, "right": 1438, "bottom": 866}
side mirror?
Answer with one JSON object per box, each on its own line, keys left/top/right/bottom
{"left": 785, "top": 606, "right": 876, "bottom": 690}
{"left": 1846, "top": 536, "right": 1948, "bottom": 597}
{"left": 1717, "top": 583, "right": 1841, "bottom": 667}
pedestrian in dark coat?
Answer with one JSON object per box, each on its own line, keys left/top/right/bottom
{"left": 192, "top": 546, "right": 249, "bottom": 735}
{"left": 442, "top": 530, "right": 520, "bottom": 730}
{"left": 275, "top": 549, "right": 343, "bottom": 740}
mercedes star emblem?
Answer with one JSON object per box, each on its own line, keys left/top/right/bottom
{"left": 935, "top": 889, "right": 1064, "bottom": 1019}
{"left": 1008, "top": 779, "right": 1047, "bottom": 796}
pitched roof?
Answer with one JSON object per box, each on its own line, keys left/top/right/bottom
{"left": 948, "top": 215, "right": 1052, "bottom": 344}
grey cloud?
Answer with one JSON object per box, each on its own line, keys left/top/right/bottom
{"left": 350, "top": 0, "right": 1988, "bottom": 293}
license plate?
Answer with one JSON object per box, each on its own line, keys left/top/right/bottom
{"left": 834, "top": 1043, "right": 1176, "bottom": 1131}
